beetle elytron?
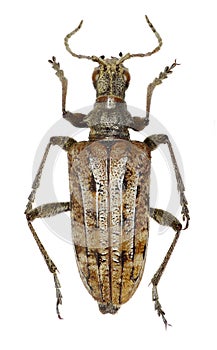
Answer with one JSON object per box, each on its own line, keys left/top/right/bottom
{"left": 25, "top": 15, "right": 190, "bottom": 327}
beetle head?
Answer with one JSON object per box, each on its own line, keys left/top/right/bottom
{"left": 64, "top": 16, "right": 162, "bottom": 100}
{"left": 92, "top": 56, "right": 131, "bottom": 101}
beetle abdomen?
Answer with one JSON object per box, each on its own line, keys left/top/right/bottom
{"left": 68, "top": 139, "right": 151, "bottom": 313}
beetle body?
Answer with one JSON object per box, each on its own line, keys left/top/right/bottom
{"left": 69, "top": 137, "right": 151, "bottom": 313}
{"left": 25, "top": 16, "right": 189, "bottom": 326}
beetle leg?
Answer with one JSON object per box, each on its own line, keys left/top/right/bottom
{"left": 150, "top": 207, "right": 182, "bottom": 232}
{"left": 48, "top": 57, "right": 88, "bottom": 127}
{"left": 149, "top": 207, "right": 182, "bottom": 328}
{"left": 25, "top": 202, "right": 71, "bottom": 319}
{"left": 26, "top": 136, "right": 76, "bottom": 210}
{"left": 130, "top": 62, "right": 179, "bottom": 131}
{"left": 26, "top": 202, "right": 71, "bottom": 222}
{"left": 63, "top": 111, "right": 88, "bottom": 128}
{"left": 146, "top": 61, "right": 179, "bottom": 121}
{"left": 145, "top": 134, "right": 190, "bottom": 228}
{"left": 25, "top": 136, "right": 76, "bottom": 318}
{"left": 48, "top": 57, "right": 68, "bottom": 113}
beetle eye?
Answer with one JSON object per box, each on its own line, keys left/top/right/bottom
{"left": 124, "top": 70, "right": 130, "bottom": 84}
{"left": 92, "top": 69, "right": 100, "bottom": 83}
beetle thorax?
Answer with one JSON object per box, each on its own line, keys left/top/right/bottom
{"left": 92, "top": 58, "right": 130, "bottom": 102}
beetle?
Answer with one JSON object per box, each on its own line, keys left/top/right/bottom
{"left": 25, "top": 15, "right": 190, "bottom": 327}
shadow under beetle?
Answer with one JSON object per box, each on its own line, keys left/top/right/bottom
{"left": 25, "top": 15, "right": 190, "bottom": 328}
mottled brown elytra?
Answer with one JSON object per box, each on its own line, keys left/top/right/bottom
{"left": 25, "top": 15, "right": 190, "bottom": 328}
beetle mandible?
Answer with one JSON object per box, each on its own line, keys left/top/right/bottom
{"left": 25, "top": 15, "right": 190, "bottom": 327}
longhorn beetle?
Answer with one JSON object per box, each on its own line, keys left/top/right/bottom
{"left": 25, "top": 15, "right": 190, "bottom": 327}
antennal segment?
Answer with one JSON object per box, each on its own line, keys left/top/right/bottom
{"left": 64, "top": 21, "right": 107, "bottom": 65}
{"left": 64, "top": 20, "right": 91, "bottom": 60}
{"left": 117, "top": 15, "right": 163, "bottom": 64}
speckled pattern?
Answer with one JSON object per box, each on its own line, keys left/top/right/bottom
{"left": 68, "top": 139, "right": 151, "bottom": 313}
{"left": 92, "top": 58, "right": 130, "bottom": 100}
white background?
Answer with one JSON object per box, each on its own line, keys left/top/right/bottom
{"left": 1, "top": 0, "right": 217, "bottom": 349}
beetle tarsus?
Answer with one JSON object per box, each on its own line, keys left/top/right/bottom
{"left": 182, "top": 202, "right": 190, "bottom": 229}
{"left": 183, "top": 216, "right": 190, "bottom": 230}
{"left": 56, "top": 292, "right": 63, "bottom": 320}
{"left": 152, "top": 284, "right": 172, "bottom": 328}
{"left": 56, "top": 301, "right": 63, "bottom": 319}
{"left": 153, "top": 296, "right": 171, "bottom": 329}
{"left": 49, "top": 56, "right": 68, "bottom": 112}
{"left": 146, "top": 61, "right": 179, "bottom": 124}
{"left": 54, "top": 272, "right": 63, "bottom": 319}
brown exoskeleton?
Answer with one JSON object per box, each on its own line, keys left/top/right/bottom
{"left": 25, "top": 15, "right": 190, "bottom": 327}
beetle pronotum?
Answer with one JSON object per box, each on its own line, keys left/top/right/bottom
{"left": 25, "top": 15, "right": 190, "bottom": 327}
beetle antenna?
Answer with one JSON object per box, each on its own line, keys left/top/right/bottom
{"left": 117, "top": 15, "right": 162, "bottom": 64}
{"left": 64, "top": 21, "right": 107, "bottom": 65}
{"left": 64, "top": 20, "right": 90, "bottom": 59}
